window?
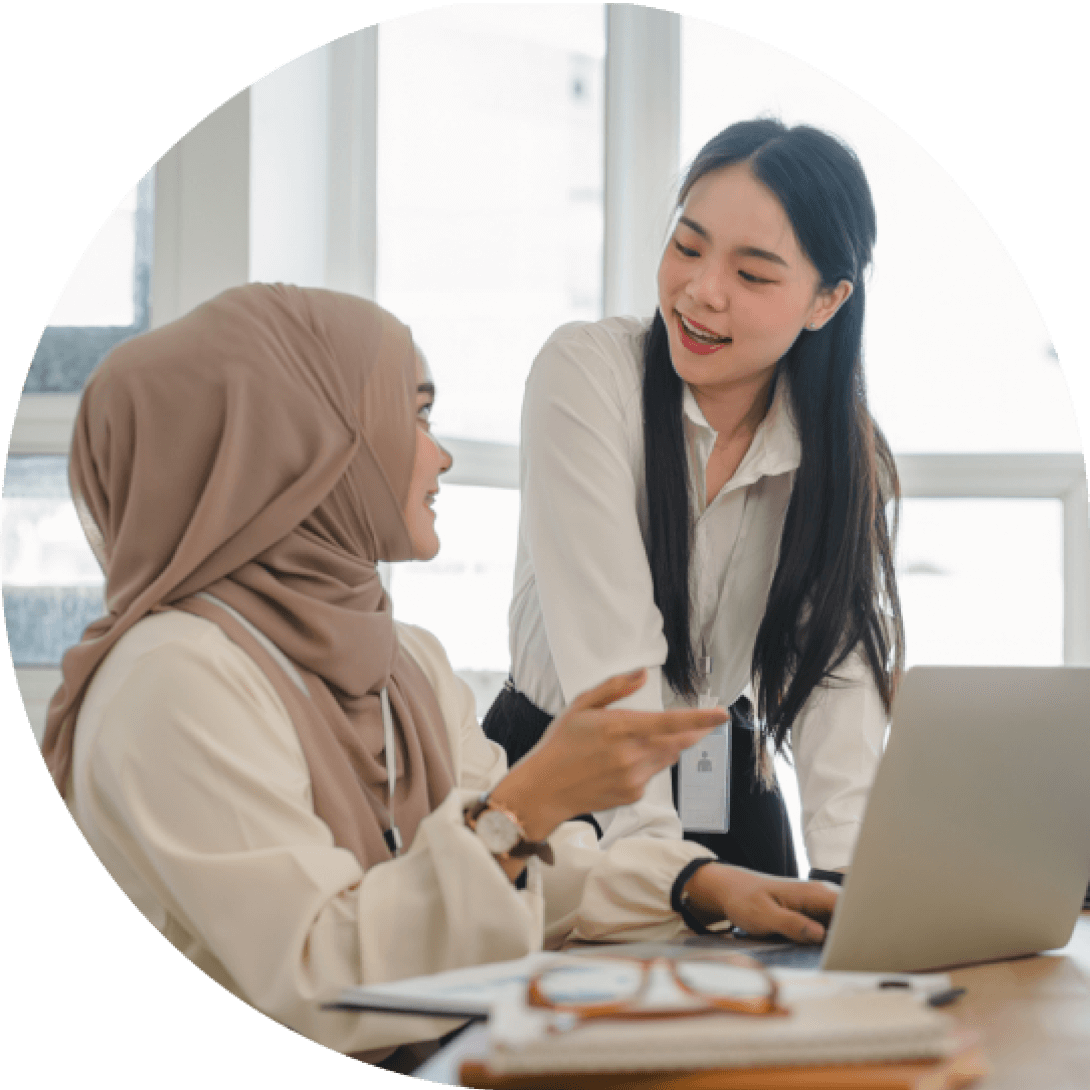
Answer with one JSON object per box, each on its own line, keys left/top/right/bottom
{"left": 389, "top": 484, "right": 521, "bottom": 715}
{"left": 5, "top": 9, "right": 1085, "bottom": 796}
{"left": 23, "top": 174, "right": 154, "bottom": 394}
{"left": 899, "top": 498, "right": 1063, "bottom": 666}
{"left": 2, "top": 455, "right": 103, "bottom": 668}
{"left": 376, "top": 4, "right": 605, "bottom": 446}
{"left": 5, "top": 174, "right": 153, "bottom": 739}
{"left": 376, "top": 4, "right": 606, "bottom": 712}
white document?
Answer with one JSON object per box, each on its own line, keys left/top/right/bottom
{"left": 327, "top": 953, "right": 561, "bottom": 1019}
{"left": 327, "top": 951, "right": 952, "bottom": 1022}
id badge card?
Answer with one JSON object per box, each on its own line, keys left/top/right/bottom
{"left": 677, "top": 701, "right": 730, "bottom": 834}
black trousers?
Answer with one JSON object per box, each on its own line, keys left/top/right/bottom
{"left": 482, "top": 680, "right": 798, "bottom": 879}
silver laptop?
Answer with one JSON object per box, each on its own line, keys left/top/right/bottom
{"left": 745, "top": 666, "right": 1090, "bottom": 973}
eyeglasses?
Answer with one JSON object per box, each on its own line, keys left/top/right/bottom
{"left": 527, "top": 954, "right": 787, "bottom": 1022}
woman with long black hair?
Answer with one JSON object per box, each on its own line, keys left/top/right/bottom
{"left": 484, "top": 118, "right": 904, "bottom": 883}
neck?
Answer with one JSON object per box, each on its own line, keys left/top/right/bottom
{"left": 691, "top": 369, "right": 776, "bottom": 447}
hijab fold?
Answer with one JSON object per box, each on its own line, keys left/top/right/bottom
{"left": 42, "top": 283, "right": 455, "bottom": 867}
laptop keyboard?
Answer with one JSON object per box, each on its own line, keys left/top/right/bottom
{"left": 745, "top": 943, "right": 825, "bottom": 970}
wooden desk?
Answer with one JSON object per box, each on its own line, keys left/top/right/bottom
{"left": 413, "top": 913, "right": 1090, "bottom": 1088}
{"left": 944, "top": 911, "right": 1090, "bottom": 1089}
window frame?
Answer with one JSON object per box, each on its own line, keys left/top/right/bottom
{"left": 7, "top": 9, "right": 1088, "bottom": 714}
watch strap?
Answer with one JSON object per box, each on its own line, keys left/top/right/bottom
{"left": 464, "top": 792, "right": 554, "bottom": 865}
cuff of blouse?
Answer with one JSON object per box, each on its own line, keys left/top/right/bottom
{"left": 809, "top": 868, "right": 845, "bottom": 886}
{"left": 670, "top": 857, "right": 725, "bottom": 936}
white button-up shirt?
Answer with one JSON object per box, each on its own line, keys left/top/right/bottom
{"left": 509, "top": 317, "right": 887, "bottom": 871}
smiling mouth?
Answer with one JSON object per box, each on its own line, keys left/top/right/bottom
{"left": 679, "top": 313, "right": 729, "bottom": 344}
{"left": 676, "top": 312, "right": 731, "bottom": 353}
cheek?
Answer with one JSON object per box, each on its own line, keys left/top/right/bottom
{"left": 742, "top": 291, "right": 807, "bottom": 341}
{"left": 410, "top": 430, "right": 447, "bottom": 504}
{"left": 415, "top": 428, "right": 429, "bottom": 473}
{"left": 421, "top": 430, "right": 443, "bottom": 479}
{"left": 657, "top": 252, "right": 682, "bottom": 302}
{"left": 407, "top": 430, "right": 429, "bottom": 505}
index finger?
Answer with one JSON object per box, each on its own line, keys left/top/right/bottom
{"left": 566, "top": 669, "right": 649, "bottom": 713}
{"left": 776, "top": 879, "right": 840, "bottom": 922}
{"left": 609, "top": 706, "right": 729, "bottom": 737}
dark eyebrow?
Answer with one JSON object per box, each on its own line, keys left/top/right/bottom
{"left": 677, "top": 216, "right": 789, "bottom": 268}
{"left": 737, "top": 245, "right": 788, "bottom": 268}
{"left": 416, "top": 382, "right": 435, "bottom": 398}
{"left": 678, "top": 215, "right": 710, "bottom": 241}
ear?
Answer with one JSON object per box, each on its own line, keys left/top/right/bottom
{"left": 805, "top": 279, "right": 853, "bottom": 331}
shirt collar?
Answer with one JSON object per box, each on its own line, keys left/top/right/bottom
{"left": 682, "top": 374, "right": 801, "bottom": 485}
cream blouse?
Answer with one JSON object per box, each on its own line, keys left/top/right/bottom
{"left": 66, "top": 611, "right": 711, "bottom": 1056}
{"left": 509, "top": 316, "right": 889, "bottom": 870}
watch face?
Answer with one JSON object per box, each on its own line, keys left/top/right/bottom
{"left": 476, "top": 809, "right": 521, "bottom": 855}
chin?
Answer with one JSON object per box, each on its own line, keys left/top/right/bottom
{"left": 412, "top": 534, "right": 441, "bottom": 562}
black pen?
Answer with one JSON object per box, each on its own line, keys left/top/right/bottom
{"left": 926, "top": 987, "right": 967, "bottom": 1008}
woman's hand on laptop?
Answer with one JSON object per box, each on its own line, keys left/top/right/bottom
{"left": 683, "top": 864, "right": 840, "bottom": 944}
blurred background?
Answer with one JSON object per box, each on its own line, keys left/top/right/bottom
{"left": 4, "top": 4, "right": 1086, "bottom": 873}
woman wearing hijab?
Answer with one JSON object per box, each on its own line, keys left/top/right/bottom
{"left": 42, "top": 284, "right": 837, "bottom": 1066}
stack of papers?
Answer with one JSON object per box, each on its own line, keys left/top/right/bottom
{"left": 331, "top": 954, "right": 985, "bottom": 1089}
{"left": 482, "top": 991, "right": 962, "bottom": 1074}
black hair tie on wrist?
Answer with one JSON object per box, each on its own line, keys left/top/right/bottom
{"left": 670, "top": 857, "right": 719, "bottom": 935}
{"left": 809, "top": 868, "right": 845, "bottom": 886}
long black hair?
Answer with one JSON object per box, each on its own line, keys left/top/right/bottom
{"left": 643, "top": 118, "right": 904, "bottom": 752}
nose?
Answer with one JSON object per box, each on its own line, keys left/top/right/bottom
{"left": 686, "top": 260, "right": 729, "bottom": 312}
{"left": 434, "top": 435, "right": 454, "bottom": 475}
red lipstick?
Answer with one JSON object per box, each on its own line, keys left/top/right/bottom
{"left": 676, "top": 313, "right": 729, "bottom": 356}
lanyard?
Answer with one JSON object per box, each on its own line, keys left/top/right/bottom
{"left": 381, "top": 687, "right": 403, "bottom": 856}
{"left": 699, "top": 639, "right": 713, "bottom": 703}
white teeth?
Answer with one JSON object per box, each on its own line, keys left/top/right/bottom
{"left": 680, "top": 314, "right": 728, "bottom": 345}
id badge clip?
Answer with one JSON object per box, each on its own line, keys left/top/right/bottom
{"left": 677, "top": 652, "right": 730, "bottom": 834}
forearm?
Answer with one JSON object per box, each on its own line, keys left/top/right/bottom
{"left": 487, "top": 756, "right": 569, "bottom": 844}
{"left": 792, "top": 650, "right": 888, "bottom": 871}
{"left": 522, "top": 331, "right": 668, "bottom": 712}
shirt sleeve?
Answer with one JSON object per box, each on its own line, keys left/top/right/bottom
{"left": 521, "top": 325, "right": 668, "bottom": 716}
{"left": 521, "top": 328, "right": 698, "bottom": 845}
{"left": 790, "top": 650, "right": 889, "bottom": 872}
{"left": 540, "top": 822, "right": 716, "bottom": 945}
{"left": 398, "top": 623, "right": 716, "bottom": 945}
{"left": 78, "top": 635, "right": 543, "bottom": 1057}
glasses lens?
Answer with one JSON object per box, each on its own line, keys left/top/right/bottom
{"left": 674, "top": 960, "right": 771, "bottom": 1001}
{"left": 535, "top": 960, "right": 644, "bottom": 1007}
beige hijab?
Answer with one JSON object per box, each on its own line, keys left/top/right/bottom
{"left": 41, "top": 283, "right": 455, "bottom": 869}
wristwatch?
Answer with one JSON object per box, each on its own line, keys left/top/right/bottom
{"left": 464, "top": 793, "right": 554, "bottom": 865}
